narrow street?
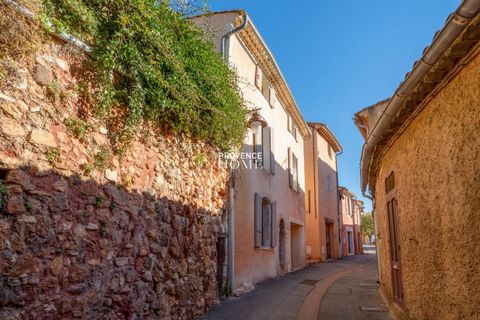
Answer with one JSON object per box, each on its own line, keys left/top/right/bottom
{"left": 202, "top": 246, "right": 393, "bottom": 320}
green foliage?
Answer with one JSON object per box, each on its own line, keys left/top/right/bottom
{"left": 361, "top": 213, "right": 375, "bottom": 239}
{"left": 41, "top": 0, "right": 248, "bottom": 150}
{"left": 46, "top": 147, "right": 61, "bottom": 165}
{"left": 95, "top": 194, "right": 104, "bottom": 208}
{"left": 82, "top": 163, "right": 95, "bottom": 177}
{"left": 81, "top": 146, "right": 110, "bottom": 176}
{"left": 194, "top": 152, "right": 206, "bottom": 166}
{"left": 93, "top": 146, "right": 110, "bottom": 169}
{"left": 64, "top": 117, "right": 90, "bottom": 142}
{"left": 47, "top": 80, "right": 67, "bottom": 103}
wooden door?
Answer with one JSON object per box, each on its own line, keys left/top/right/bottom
{"left": 325, "top": 223, "right": 332, "bottom": 259}
{"left": 387, "top": 198, "right": 403, "bottom": 303}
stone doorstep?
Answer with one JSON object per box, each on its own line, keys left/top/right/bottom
{"left": 361, "top": 306, "right": 390, "bottom": 312}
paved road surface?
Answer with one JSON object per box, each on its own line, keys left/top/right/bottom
{"left": 201, "top": 246, "right": 393, "bottom": 320}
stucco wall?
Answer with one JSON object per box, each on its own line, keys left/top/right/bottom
{"left": 228, "top": 32, "right": 306, "bottom": 289}
{"left": 374, "top": 51, "right": 480, "bottom": 320}
{"left": 304, "top": 129, "right": 340, "bottom": 261}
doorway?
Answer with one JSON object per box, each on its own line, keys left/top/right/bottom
{"left": 347, "top": 231, "right": 353, "bottom": 255}
{"left": 290, "top": 223, "right": 302, "bottom": 270}
{"left": 279, "top": 219, "right": 286, "bottom": 272}
{"left": 387, "top": 198, "right": 403, "bottom": 303}
{"left": 325, "top": 222, "right": 333, "bottom": 259}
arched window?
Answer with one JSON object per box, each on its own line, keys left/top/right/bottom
{"left": 254, "top": 194, "right": 277, "bottom": 248}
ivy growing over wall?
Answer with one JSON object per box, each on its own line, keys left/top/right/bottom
{"left": 41, "top": 0, "right": 247, "bottom": 150}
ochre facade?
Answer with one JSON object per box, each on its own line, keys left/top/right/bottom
{"left": 374, "top": 51, "right": 480, "bottom": 320}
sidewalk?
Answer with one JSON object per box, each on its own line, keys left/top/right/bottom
{"left": 201, "top": 247, "right": 393, "bottom": 320}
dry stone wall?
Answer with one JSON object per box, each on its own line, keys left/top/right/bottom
{"left": 0, "top": 36, "right": 230, "bottom": 319}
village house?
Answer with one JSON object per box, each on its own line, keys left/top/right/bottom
{"left": 353, "top": 1, "right": 480, "bottom": 319}
{"left": 194, "top": 10, "right": 310, "bottom": 292}
{"left": 303, "top": 122, "right": 342, "bottom": 263}
{"left": 338, "top": 186, "right": 363, "bottom": 256}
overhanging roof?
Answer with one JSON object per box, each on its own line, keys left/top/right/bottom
{"left": 194, "top": 10, "right": 310, "bottom": 138}
{"left": 308, "top": 122, "right": 342, "bottom": 153}
{"left": 353, "top": 1, "right": 480, "bottom": 194}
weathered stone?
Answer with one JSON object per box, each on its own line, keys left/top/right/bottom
{"left": 66, "top": 283, "right": 87, "bottom": 294}
{"left": 0, "top": 117, "right": 26, "bottom": 137}
{"left": 55, "top": 58, "right": 69, "bottom": 72}
{"left": 115, "top": 257, "right": 130, "bottom": 267}
{"left": 1, "top": 103, "right": 23, "bottom": 119}
{"left": 33, "top": 64, "right": 53, "bottom": 86}
{"left": 73, "top": 224, "right": 86, "bottom": 238}
{"left": 50, "top": 256, "right": 63, "bottom": 276}
{"left": 104, "top": 169, "right": 118, "bottom": 183}
{"left": 19, "top": 215, "right": 36, "bottom": 224}
{"left": 86, "top": 223, "right": 99, "bottom": 230}
{"left": 52, "top": 179, "right": 68, "bottom": 192}
{"left": 11, "top": 255, "right": 38, "bottom": 276}
{"left": 6, "top": 195, "right": 26, "bottom": 215}
{"left": 27, "top": 129, "right": 57, "bottom": 147}
{"left": 0, "top": 151, "right": 19, "bottom": 167}
{"left": 92, "top": 133, "right": 107, "bottom": 145}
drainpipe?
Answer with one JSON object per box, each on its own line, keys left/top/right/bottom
{"left": 221, "top": 13, "right": 249, "bottom": 61}
{"left": 360, "top": 0, "right": 480, "bottom": 193}
{"left": 334, "top": 149, "right": 343, "bottom": 259}
{"left": 222, "top": 13, "right": 249, "bottom": 294}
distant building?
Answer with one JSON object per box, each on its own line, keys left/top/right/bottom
{"left": 304, "top": 123, "right": 342, "bottom": 263}
{"left": 194, "top": 10, "right": 310, "bottom": 293}
{"left": 353, "top": 2, "right": 480, "bottom": 319}
{"left": 338, "top": 187, "right": 362, "bottom": 256}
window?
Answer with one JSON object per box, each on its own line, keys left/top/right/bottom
{"left": 288, "top": 148, "right": 298, "bottom": 192}
{"left": 347, "top": 197, "right": 352, "bottom": 216}
{"left": 328, "top": 145, "right": 333, "bottom": 159}
{"left": 254, "top": 194, "right": 277, "bottom": 248}
{"left": 262, "top": 75, "right": 270, "bottom": 102}
{"left": 385, "top": 172, "right": 395, "bottom": 194}
{"left": 327, "top": 175, "right": 333, "bottom": 192}
{"left": 254, "top": 126, "right": 274, "bottom": 174}
{"left": 255, "top": 65, "right": 263, "bottom": 90}
{"left": 287, "top": 115, "right": 298, "bottom": 141}
{"left": 262, "top": 127, "right": 273, "bottom": 173}
{"left": 269, "top": 86, "right": 277, "bottom": 108}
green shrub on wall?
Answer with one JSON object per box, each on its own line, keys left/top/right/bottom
{"left": 41, "top": 0, "right": 248, "bottom": 150}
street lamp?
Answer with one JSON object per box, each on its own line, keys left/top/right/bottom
{"left": 248, "top": 110, "right": 267, "bottom": 136}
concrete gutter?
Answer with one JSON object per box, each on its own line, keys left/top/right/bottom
{"left": 3, "top": 0, "right": 93, "bottom": 53}
{"left": 360, "top": 0, "right": 480, "bottom": 194}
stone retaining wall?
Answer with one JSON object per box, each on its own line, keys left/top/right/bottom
{"left": 0, "top": 29, "right": 230, "bottom": 319}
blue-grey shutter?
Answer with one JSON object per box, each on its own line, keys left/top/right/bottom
{"left": 254, "top": 193, "right": 262, "bottom": 248}
{"left": 270, "top": 127, "right": 275, "bottom": 175}
{"left": 288, "top": 148, "right": 293, "bottom": 188}
{"left": 262, "top": 127, "right": 271, "bottom": 172}
{"left": 271, "top": 202, "right": 277, "bottom": 248}
{"left": 262, "top": 204, "right": 271, "bottom": 247}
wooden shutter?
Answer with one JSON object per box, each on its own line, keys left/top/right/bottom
{"left": 271, "top": 202, "right": 277, "bottom": 248}
{"left": 270, "top": 128, "right": 275, "bottom": 175}
{"left": 262, "top": 127, "right": 271, "bottom": 172}
{"left": 262, "top": 203, "right": 271, "bottom": 247}
{"left": 255, "top": 65, "right": 262, "bottom": 90}
{"left": 269, "top": 86, "right": 276, "bottom": 108}
{"left": 292, "top": 153, "right": 298, "bottom": 191}
{"left": 254, "top": 193, "right": 262, "bottom": 248}
{"left": 288, "top": 148, "right": 293, "bottom": 188}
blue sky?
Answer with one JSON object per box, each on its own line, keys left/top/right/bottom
{"left": 209, "top": 0, "right": 459, "bottom": 211}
